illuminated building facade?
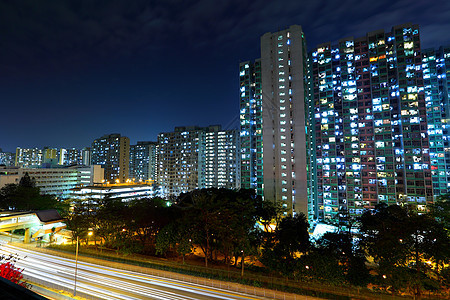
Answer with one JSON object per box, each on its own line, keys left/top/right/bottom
{"left": 70, "top": 183, "right": 153, "bottom": 202}
{"left": 81, "top": 147, "right": 91, "bottom": 166}
{"left": 239, "top": 60, "right": 263, "bottom": 195}
{"left": 129, "top": 141, "right": 157, "bottom": 182}
{"left": 0, "top": 165, "right": 104, "bottom": 198}
{"left": 15, "top": 147, "right": 43, "bottom": 168}
{"left": 59, "top": 148, "right": 83, "bottom": 165}
{"left": 157, "top": 125, "right": 239, "bottom": 198}
{"left": 422, "top": 46, "right": 450, "bottom": 195}
{"left": 308, "top": 24, "right": 433, "bottom": 221}
{"left": 205, "top": 127, "right": 239, "bottom": 189}
{"left": 0, "top": 150, "right": 15, "bottom": 166}
{"left": 157, "top": 126, "right": 203, "bottom": 196}
{"left": 43, "top": 147, "right": 59, "bottom": 165}
{"left": 91, "top": 134, "right": 130, "bottom": 183}
{"left": 260, "top": 25, "right": 309, "bottom": 216}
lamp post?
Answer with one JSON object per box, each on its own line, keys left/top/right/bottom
{"left": 241, "top": 249, "right": 244, "bottom": 277}
{"left": 88, "top": 230, "right": 93, "bottom": 245}
{"left": 74, "top": 236, "right": 79, "bottom": 297}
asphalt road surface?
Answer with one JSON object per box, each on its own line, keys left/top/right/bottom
{"left": 0, "top": 243, "right": 272, "bottom": 300}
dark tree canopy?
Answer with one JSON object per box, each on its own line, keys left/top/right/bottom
{"left": 359, "top": 203, "right": 450, "bottom": 296}
{"left": 0, "top": 173, "right": 59, "bottom": 211}
{"left": 63, "top": 188, "right": 449, "bottom": 297}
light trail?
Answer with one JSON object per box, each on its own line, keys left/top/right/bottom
{"left": 0, "top": 243, "right": 269, "bottom": 300}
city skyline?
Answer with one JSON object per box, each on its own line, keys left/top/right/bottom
{"left": 1, "top": 1, "right": 450, "bottom": 152}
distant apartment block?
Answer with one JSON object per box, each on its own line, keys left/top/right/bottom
{"left": 129, "top": 141, "right": 157, "bottom": 182}
{"left": 81, "top": 147, "right": 91, "bottom": 166}
{"left": 59, "top": 148, "right": 84, "bottom": 165}
{"left": 15, "top": 147, "right": 43, "bottom": 168}
{"left": 91, "top": 134, "right": 130, "bottom": 183}
{"left": 205, "top": 128, "right": 240, "bottom": 189}
{"left": 157, "top": 125, "right": 239, "bottom": 198}
{"left": 0, "top": 149, "right": 15, "bottom": 166}
{"left": 43, "top": 147, "right": 59, "bottom": 166}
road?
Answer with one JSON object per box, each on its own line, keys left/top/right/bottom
{"left": 0, "top": 243, "right": 272, "bottom": 300}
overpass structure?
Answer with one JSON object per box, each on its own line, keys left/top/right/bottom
{"left": 0, "top": 210, "right": 65, "bottom": 243}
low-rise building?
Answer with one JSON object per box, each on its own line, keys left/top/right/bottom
{"left": 70, "top": 183, "right": 154, "bottom": 201}
{"left": 0, "top": 165, "right": 104, "bottom": 198}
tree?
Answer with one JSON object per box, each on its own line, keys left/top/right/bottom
{"left": 430, "top": 194, "right": 450, "bottom": 232}
{"left": 0, "top": 173, "right": 59, "bottom": 211}
{"left": 178, "top": 189, "right": 223, "bottom": 267}
{"left": 310, "top": 231, "right": 370, "bottom": 286}
{"left": 171, "top": 188, "right": 266, "bottom": 270}
{"left": 64, "top": 197, "right": 97, "bottom": 244}
{"left": 19, "top": 172, "right": 35, "bottom": 188}
{"left": 261, "top": 213, "right": 311, "bottom": 276}
{"left": 224, "top": 189, "right": 264, "bottom": 275}
{"left": 155, "top": 222, "right": 193, "bottom": 263}
{"left": 126, "top": 197, "right": 172, "bottom": 254}
{"left": 94, "top": 197, "right": 127, "bottom": 248}
{"left": 257, "top": 200, "right": 284, "bottom": 233}
{"left": 359, "top": 203, "right": 450, "bottom": 296}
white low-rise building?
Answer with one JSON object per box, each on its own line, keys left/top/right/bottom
{"left": 0, "top": 165, "right": 104, "bottom": 198}
{"left": 70, "top": 183, "right": 154, "bottom": 201}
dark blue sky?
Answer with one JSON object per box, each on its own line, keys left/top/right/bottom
{"left": 1, "top": 0, "right": 449, "bottom": 152}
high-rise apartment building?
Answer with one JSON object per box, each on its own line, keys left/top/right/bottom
{"left": 43, "top": 147, "right": 59, "bottom": 165}
{"left": 0, "top": 149, "right": 15, "bottom": 166}
{"left": 239, "top": 60, "right": 263, "bottom": 195}
{"left": 15, "top": 147, "right": 43, "bottom": 168}
{"left": 308, "top": 24, "right": 434, "bottom": 221}
{"left": 59, "top": 148, "right": 83, "bottom": 166}
{"left": 91, "top": 134, "right": 130, "bottom": 183}
{"left": 157, "top": 126, "right": 203, "bottom": 196}
{"left": 129, "top": 141, "right": 157, "bottom": 182}
{"left": 205, "top": 127, "right": 240, "bottom": 189}
{"left": 157, "top": 126, "right": 239, "bottom": 198}
{"left": 261, "top": 25, "right": 309, "bottom": 217}
{"left": 81, "top": 147, "right": 92, "bottom": 166}
{"left": 240, "top": 25, "right": 309, "bottom": 216}
{"left": 422, "top": 46, "right": 450, "bottom": 195}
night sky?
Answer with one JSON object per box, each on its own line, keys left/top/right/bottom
{"left": 1, "top": 0, "right": 449, "bottom": 152}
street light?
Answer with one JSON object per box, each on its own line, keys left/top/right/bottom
{"left": 241, "top": 249, "right": 244, "bottom": 277}
{"left": 87, "top": 230, "right": 93, "bottom": 246}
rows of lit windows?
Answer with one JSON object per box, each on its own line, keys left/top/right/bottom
{"left": 308, "top": 25, "right": 438, "bottom": 221}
